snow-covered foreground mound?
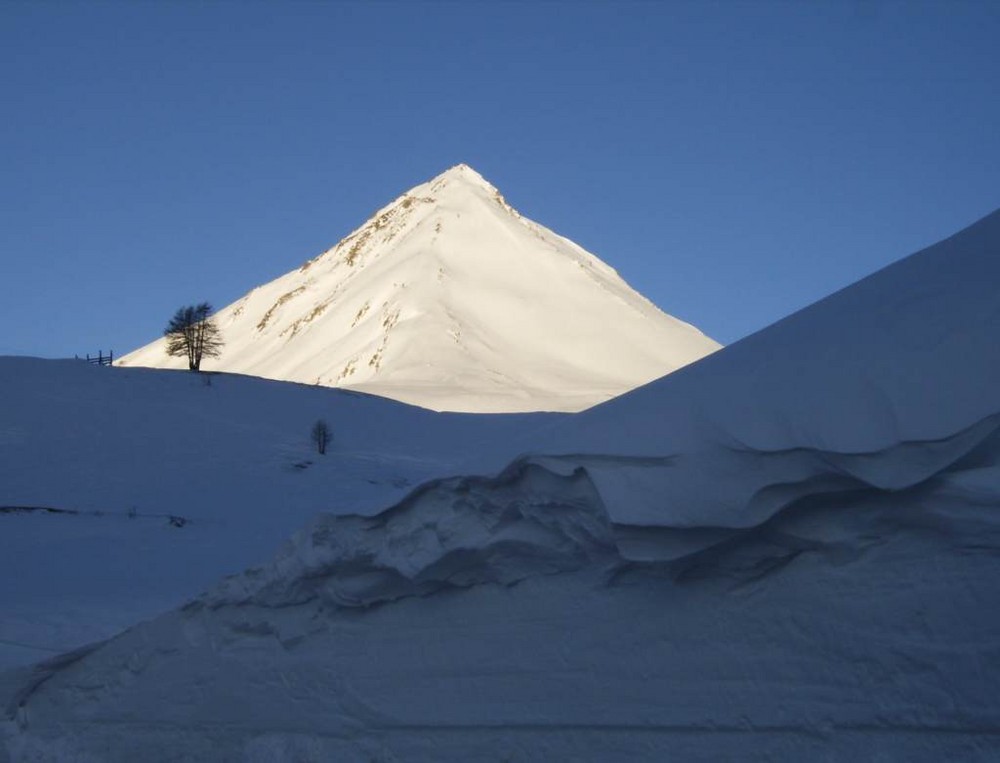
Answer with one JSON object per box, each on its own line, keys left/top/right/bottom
{"left": 4, "top": 210, "right": 1000, "bottom": 760}
{"left": 5, "top": 459, "right": 999, "bottom": 761}
{"left": 0, "top": 359, "right": 554, "bottom": 671}
{"left": 118, "top": 164, "right": 719, "bottom": 413}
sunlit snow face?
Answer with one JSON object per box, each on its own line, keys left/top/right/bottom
{"left": 117, "top": 165, "right": 719, "bottom": 413}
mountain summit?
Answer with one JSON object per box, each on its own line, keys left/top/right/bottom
{"left": 119, "top": 165, "right": 720, "bottom": 412}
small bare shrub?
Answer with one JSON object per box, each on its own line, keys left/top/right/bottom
{"left": 311, "top": 419, "right": 331, "bottom": 455}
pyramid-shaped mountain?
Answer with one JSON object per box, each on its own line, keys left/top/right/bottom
{"left": 119, "top": 164, "right": 720, "bottom": 412}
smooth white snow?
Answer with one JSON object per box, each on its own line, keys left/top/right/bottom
{"left": 117, "top": 164, "right": 720, "bottom": 412}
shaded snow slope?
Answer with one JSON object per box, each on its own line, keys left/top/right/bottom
{"left": 4, "top": 456, "right": 1000, "bottom": 761}
{"left": 118, "top": 164, "right": 720, "bottom": 412}
{"left": 4, "top": 209, "right": 1000, "bottom": 760}
{"left": 0, "top": 359, "right": 554, "bottom": 669}
{"left": 481, "top": 207, "right": 1000, "bottom": 530}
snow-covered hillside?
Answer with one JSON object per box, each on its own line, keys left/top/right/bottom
{"left": 117, "top": 164, "right": 720, "bottom": 412}
{"left": 0, "top": 360, "right": 553, "bottom": 671}
{"left": 3, "top": 209, "right": 999, "bottom": 761}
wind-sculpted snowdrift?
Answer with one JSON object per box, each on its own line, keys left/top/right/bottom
{"left": 5, "top": 435, "right": 1000, "bottom": 760}
{"left": 3, "top": 210, "right": 1000, "bottom": 760}
{"left": 202, "top": 412, "right": 1000, "bottom": 616}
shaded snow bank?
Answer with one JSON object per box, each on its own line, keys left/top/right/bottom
{"left": 5, "top": 456, "right": 1000, "bottom": 761}
{"left": 202, "top": 459, "right": 616, "bottom": 610}
{"left": 203, "top": 413, "right": 1000, "bottom": 612}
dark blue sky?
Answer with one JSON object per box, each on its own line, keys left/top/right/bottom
{"left": 1, "top": 1, "right": 998, "bottom": 357}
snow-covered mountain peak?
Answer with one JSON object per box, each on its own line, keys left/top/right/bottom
{"left": 414, "top": 164, "right": 512, "bottom": 220}
{"left": 430, "top": 162, "right": 494, "bottom": 189}
{"left": 119, "top": 167, "right": 720, "bottom": 412}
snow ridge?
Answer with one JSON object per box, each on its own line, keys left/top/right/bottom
{"left": 198, "top": 408, "right": 1000, "bottom": 614}
{"left": 200, "top": 459, "right": 616, "bottom": 611}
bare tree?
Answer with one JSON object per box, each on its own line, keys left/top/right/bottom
{"left": 165, "top": 303, "right": 224, "bottom": 371}
{"left": 311, "top": 419, "right": 331, "bottom": 455}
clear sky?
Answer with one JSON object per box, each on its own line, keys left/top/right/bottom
{"left": 1, "top": 0, "right": 998, "bottom": 358}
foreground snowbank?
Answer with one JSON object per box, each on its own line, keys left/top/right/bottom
{"left": 202, "top": 412, "right": 1000, "bottom": 616}
{"left": 4, "top": 452, "right": 1000, "bottom": 761}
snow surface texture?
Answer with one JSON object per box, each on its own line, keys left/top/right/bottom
{"left": 4, "top": 210, "right": 1000, "bottom": 760}
{"left": 6, "top": 463, "right": 998, "bottom": 761}
{"left": 117, "top": 164, "right": 720, "bottom": 413}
